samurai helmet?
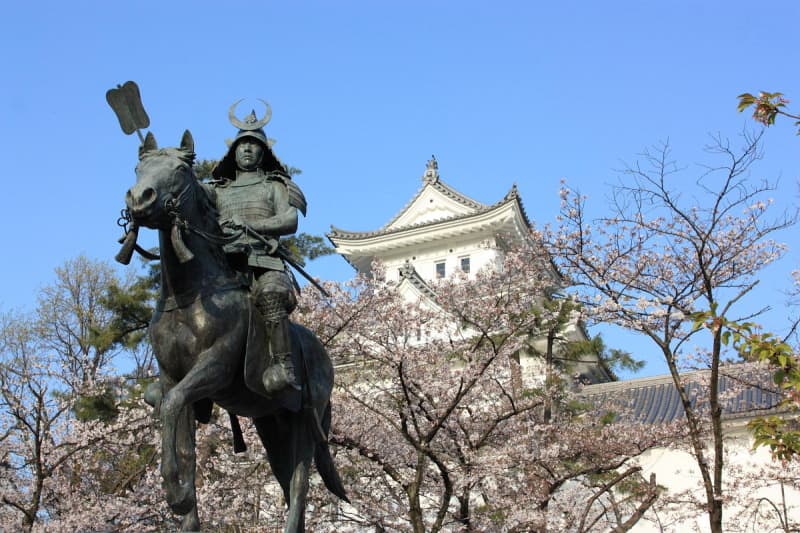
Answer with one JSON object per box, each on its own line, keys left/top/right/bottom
{"left": 212, "top": 99, "right": 284, "bottom": 179}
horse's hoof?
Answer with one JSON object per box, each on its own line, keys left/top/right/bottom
{"left": 168, "top": 485, "right": 197, "bottom": 516}
{"left": 180, "top": 511, "right": 200, "bottom": 532}
{"left": 170, "top": 499, "right": 196, "bottom": 517}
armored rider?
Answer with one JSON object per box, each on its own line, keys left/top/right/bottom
{"left": 210, "top": 102, "right": 305, "bottom": 395}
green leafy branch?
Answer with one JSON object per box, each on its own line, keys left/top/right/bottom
{"left": 737, "top": 91, "right": 800, "bottom": 134}
{"left": 691, "top": 308, "right": 800, "bottom": 461}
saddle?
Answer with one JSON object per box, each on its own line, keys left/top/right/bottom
{"left": 226, "top": 298, "right": 321, "bottom": 453}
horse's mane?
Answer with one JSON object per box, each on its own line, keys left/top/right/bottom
{"left": 196, "top": 181, "right": 219, "bottom": 223}
{"left": 140, "top": 147, "right": 196, "bottom": 166}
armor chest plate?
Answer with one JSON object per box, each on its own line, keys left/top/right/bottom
{"left": 216, "top": 179, "right": 276, "bottom": 223}
{"left": 214, "top": 176, "right": 285, "bottom": 271}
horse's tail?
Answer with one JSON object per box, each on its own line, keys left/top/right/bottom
{"left": 314, "top": 402, "right": 349, "bottom": 503}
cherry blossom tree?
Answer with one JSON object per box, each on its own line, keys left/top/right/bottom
{"left": 730, "top": 455, "right": 800, "bottom": 532}
{"left": 0, "top": 311, "right": 158, "bottom": 532}
{"left": 34, "top": 405, "right": 293, "bottom": 532}
{"left": 11, "top": 238, "right": 796, "bottom": 530}
{"left": 291, "top": 251, "right": 676, "bottom": 532}
{"left": 34, "top": 255, "right": 133, "bottom": 391}
{"left": 0, "top": 256, "right": 159, "bottom": 531}
{"left": 548, "top": 131, "right": 796, "bottom": 532}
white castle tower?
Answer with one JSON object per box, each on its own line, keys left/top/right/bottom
{"left": 328, "top": 157, "right": 613, "bottom": 384}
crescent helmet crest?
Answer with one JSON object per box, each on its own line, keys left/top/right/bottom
{"left": 228, "top": 99, "right": 272, "bottom": 131}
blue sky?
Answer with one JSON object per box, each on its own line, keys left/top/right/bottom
{"left": 1, "top": 2, "right": 799, "bottom": 377}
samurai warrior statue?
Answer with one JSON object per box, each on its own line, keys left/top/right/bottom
{"left": 209, "top": 101, "right": 306, "bottom": 395}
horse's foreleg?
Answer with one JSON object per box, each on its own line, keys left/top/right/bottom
{"left": 158, "top": 378, "right": 183, "bottom": 512}
{"left": 160, "top": 400, "right": 197, "bottom": 517}
{"left": 176, "top": 404, "right": 200, "bottom": 530}
{"left": 160, "top": 354, "right": 235, "bottom": 517}
{"left": 285, "top": 419, "right": 314, "bottom": 533}
{"left": 180, "top": 509, "right": 200, "bottom": 533}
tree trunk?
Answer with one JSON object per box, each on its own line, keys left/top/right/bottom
{"left": 543, "top": 329, "right": 556, "bottom": 423}
{"left": 456, "top": 491, "right": 471, "bottom": 529}
{"left": 407, "top": 482, "right": 425, "bottom": 533}
{"left": 708, "top": 323, "right": 724, "bottom": 533}
{"left": 407, "top": 452, "right": 426, "bottom": 533}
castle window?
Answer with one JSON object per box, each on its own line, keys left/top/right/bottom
{"left": 435, "top": 261, "right": 446, "bottom": 279}
{"left": 460, "top": 256, "right": 470, "bottom": 273}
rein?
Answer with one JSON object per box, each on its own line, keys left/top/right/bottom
{"left": 159, "top": 175, "right": 248, "bottom": 311}
{"left": 166, "top": 178, "right": 242, "bottom": 249}
{"left": 117, "top": 170, "right": 243, "bottom": 264}
{"left": 162, "top": 177, "right": 330, "bottom": 298}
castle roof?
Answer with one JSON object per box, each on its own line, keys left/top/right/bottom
{"left": 396, "top": 261, "right": 438, "bottom": 301}
{"left": 328, "top": 157, "right": 534, "bottom": 274}
{"left": 582, "top": 364, "right": 783, "bottom": 424}
{"left": 328, "top": 183, "right": 530, "bottom": 243}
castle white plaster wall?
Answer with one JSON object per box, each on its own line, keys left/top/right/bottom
{"left": 630, "top": 428, "right": 799, "bottom": 532}
{"left": 382, "top": 238, "right": 502, "bottom": 284}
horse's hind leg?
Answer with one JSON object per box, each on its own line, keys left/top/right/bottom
{"left": 254, "top": 415, "right": 293, "bottom": 504}
{"left": 254, "top": 413, "right": 313, "bottom": 533}
{"left": 286, "top": 415, "right": 314, "bottom": 533}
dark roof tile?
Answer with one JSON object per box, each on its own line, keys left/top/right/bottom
{"left": 582, "top": 365, "right": 783, "bottom": 424}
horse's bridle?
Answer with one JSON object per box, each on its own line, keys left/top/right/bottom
{"left": 117, "top": 169, "right": 242, "bottom": 263}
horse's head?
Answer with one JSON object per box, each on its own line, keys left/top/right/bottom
{"left": 119, "top": 130, "right": 223, "bottom": 266}
{"left": 126, "top": 130, "right": 197, "bottom": 230}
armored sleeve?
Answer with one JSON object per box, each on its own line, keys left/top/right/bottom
{"left": 285, "top": 179, "right": 307, "bottom": 217}
{"left": 269, "top": 172, "right": 307, "bottom": 216}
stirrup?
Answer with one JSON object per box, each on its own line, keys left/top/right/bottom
{"left": 262, "top": 354, "right": 301, "bottom": 394}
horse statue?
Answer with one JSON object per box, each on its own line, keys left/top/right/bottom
{"left": 120, "top": 130, "right": 348, "bottom": 532}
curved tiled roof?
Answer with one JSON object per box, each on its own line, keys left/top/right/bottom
{"left": 582, "top": 365, "right": 783, "bottom": 424}
{"left": 381, "top": 176, "right": 486, "bottom": 230}
{"left": 328, "top": 182, "right": 531, "bottom": 241}
{"left": 397, "top": 261, "right": 438, "bottom": 301}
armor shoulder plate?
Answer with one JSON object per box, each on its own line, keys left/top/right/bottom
{"left": 268, "top": 172, "right": 307, "bottom": 216}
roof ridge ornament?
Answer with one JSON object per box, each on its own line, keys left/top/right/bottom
{"left": 398, "top": 259, "right": 416, "bottom": 278}
{"left": 423, "top": 154, "right": 439, "bottom": 183}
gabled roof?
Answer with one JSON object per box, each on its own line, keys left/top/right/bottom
{"left": 328, "top": 184, "right": 536, "bottom": 277}
{"left": 327, "top": 157, "right": 547, "bottom": 283}
{"left": 582, "top": 365, "right": 783, "bottom": 424}
{"left": 328, "top": 155, "right": 533, "bottom": 246}
{"left": 396, "top": 261, "right": 438, "bottom": 301}
{"left": 328, "top": 184, "right": 531, "bottom": 242}
{"left": 381, "top": 172, "right": 486, "bottom": 231}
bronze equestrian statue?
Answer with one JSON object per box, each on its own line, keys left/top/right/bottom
{"left": 210, "top": 103, "right": 305, "bottom": 396}
{"left": 117, "top": 101, "right": 347, "bottom": 532}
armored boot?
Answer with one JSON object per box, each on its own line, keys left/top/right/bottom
{"left": 262, "top": 316, "right": 301, "bottom": 394}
